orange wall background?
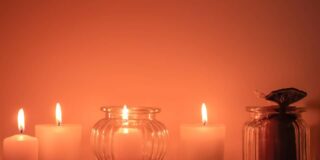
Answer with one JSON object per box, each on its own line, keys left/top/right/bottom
{"left": 1, "top": 1, "right": 320, "bottom": 160}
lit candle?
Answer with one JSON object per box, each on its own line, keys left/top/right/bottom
{"left": 180, "top": 103, "right": 225, "bottom": 160}
{"left": 3, "top": 108, "right": 38, "bottom": 160}
{"left": 113, "top": 105, "right": 143, "bottom": 160}
{"left": 35, "top": 103, "right": 82, "bottom": 160}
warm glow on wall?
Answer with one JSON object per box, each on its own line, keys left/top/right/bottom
{"left": 0, "top": 1, "right": 319, "bottom": 160}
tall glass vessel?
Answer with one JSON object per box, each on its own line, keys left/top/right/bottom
{"left": 91, "top": 106, "right": 168, "bottom": 160}
{"left": 243, "top": 106, "right": 310, "bottom": 160}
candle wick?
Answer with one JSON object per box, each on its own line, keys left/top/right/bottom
{"left": 19, "top": 129, "right": 23, "bottom": 134}
{"left": 202, "top": 121, "right": 207, "bottom": 126}
{"left": 123, "top": 119, "right": 128, "bottom": 126}
{"left": 58, "top": 121, "right": 61, "bottom": 126}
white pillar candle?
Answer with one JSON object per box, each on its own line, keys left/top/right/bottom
{"left": 3, "top": 108, "right": 38, "bottom": 160}
{"left": 35, "top": 103, "right": 82, "bottom": 160}
{"left": 180, "top": 103, "right": 225, "bottom": 160}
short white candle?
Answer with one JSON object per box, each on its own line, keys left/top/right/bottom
{"left": 113, "top": 105, "right": 143, "bottom": 160}
{"left": 35, "top": 103, "right": 82, "bottom": 160}
{"left": 180, "top": 103, "right": 225, "bottom": 160}
{"left": 113, "top": 128, "right": 143, "bottom": 160}
{"left": 3, "top": 108, "right": 38, "bottom": 160}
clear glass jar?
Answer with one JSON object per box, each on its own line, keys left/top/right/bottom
{"left": 91, "top": 106, "right": 168, "bottom": 160}
{"left": 243, "top": 106, "right": 310, "bottom": 160}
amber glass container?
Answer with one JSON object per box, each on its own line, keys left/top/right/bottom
{"left": 243, "top": 106, "right": 310, "bottom": 160}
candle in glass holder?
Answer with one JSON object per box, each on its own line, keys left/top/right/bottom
{"left": 35, "top": 103, "right": 82, "bottom": 160}
{"left": 180, "top": 103, "right": 225, "bottom": 160}
{"left": 113, "top": 105, "right": 143, "bottom": 160}
{"left": 3, "top": 108, "right": 38, "bottom": 160}
{"left": 91, "top": 105, "right": 168, "bottom": 160}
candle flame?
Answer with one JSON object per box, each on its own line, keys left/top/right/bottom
{"left": 121, "top": 105, "right": 129, "bottom": 133}
{"left": 56, "top": 103, "right": 62, "bottom": 126}
{"left": 18, "top": 108, "right": 25, "bottom": 134}
{"left": 122, "top": 104, "right": 129, "bottom": 121}
{"left": 201, "top": 103, "right": 208, "bottom": 126}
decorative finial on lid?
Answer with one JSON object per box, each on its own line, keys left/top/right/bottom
{"left": 265, "top": 88, "right": 307, "bottom": 107}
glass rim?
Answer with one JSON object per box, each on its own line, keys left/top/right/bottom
{"left": 101, "top": 106, "right": 161, "bottom": 114}
{"left": 246, "top": 105, "right": 306, "bottom": 113}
